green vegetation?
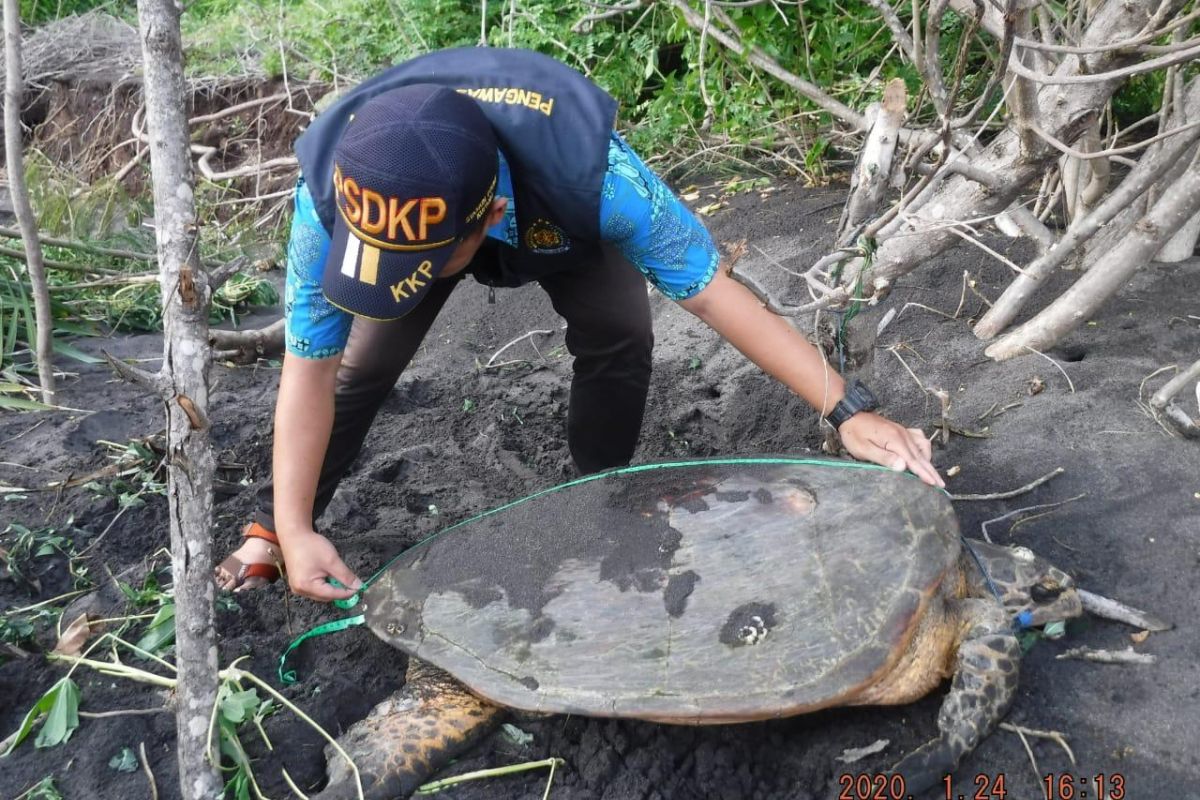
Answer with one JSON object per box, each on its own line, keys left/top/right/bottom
{"left": 0, "top": 154, "right": 277, "bottom": 394}
{"left": 0, "top": 521, "right": 90, "bottom": 591}
{"left": 12, "top": 775, "right": 64, "bottom": 800}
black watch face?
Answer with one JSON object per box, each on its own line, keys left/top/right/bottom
{"left": 850, "top": 380, "right": 878, "bottom": 411}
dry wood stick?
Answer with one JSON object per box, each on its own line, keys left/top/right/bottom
{"left": 950, "top": 467, "right": 1064, "bottom": 501}
{"left": 484, "top": 329, "right": 555, "bottom": 368}
{"left": 1056, "top": 646, "right": 1157, "bottom": 664}
{"left": 999, "top": 723, "right": 1076, "bottom": 765}
{"left": 139, "top": 742, "right": 159, "bottom": 800}
{"left": 980, "top": 494, "right": 1085, "bottom": 542}
{"left": 1078, "top": 589, "right": 1172, "bottom": 631}
{"left": 976, "top": 84, "right": 1200, "bottom": 339}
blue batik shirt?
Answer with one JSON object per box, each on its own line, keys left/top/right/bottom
{"left": 284, "top": 132, "right": 720, "bottom": 358}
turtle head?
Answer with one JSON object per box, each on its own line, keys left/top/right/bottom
{"left": 961, "top": 539, "right": 1082, "bottom": 626}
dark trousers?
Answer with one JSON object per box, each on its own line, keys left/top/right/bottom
{"left": 255, "top": 246, "right": 654, "bottom": 532}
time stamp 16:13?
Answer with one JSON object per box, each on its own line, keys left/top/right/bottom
{"left": 836, "top": 772, "right": 1127, "bottom": 799}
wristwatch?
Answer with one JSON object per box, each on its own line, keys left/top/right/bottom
{"left": 825, "top": 379, "right": 879, "bottom": 429}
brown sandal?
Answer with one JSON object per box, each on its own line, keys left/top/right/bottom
{"left": 214, "top": 522, "right": 283, "bottom": 591}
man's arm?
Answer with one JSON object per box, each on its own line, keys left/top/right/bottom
{"left": 679, "top": 269, "right": 943, "bottom": 487}
{"left": 271, "top": 351, "right": 363, "bottom": 600}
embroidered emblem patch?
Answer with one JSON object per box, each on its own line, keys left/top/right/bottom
{"left": 524, "top": 219, "right": 570, "bottom": 254}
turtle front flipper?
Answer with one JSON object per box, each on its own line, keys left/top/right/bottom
{"left": 891, "top": 599, "right": 1020, "bottom": 795}
{"left": 316, "top": 659, "right": 506, "bottom": 800}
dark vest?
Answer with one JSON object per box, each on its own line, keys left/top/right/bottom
{"left": 295, "top": 47, "right": 619, "bottom": 287}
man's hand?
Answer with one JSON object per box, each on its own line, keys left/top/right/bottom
{"left": 838, "top": 412, "right": 945, "bottom": 488}
{"left": 278, "top": 529, "right": 363, "bottom": 601}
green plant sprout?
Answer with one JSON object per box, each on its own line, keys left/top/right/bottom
{"left": 7, "top": 621, "right": 568, "bottom": 800}
{"left": 11, "top": 776, "right": 63, "bottom": 800}
{"left": 1, "top": 520, "right": 90, "bottom": 590}
{"left": 84, "top": 438, "right": 168, "bottom": 509}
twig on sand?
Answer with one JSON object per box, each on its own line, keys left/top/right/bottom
{"left": 835, "top": 738, "right": 890, "bottom": 764}
{"left": 950, "top": 467, "right": 1064, "bottom": 501}
{"left": 977, "top": 399, "right": 1022, "bottom": 421}
{"left": 979, "top": 493, "right": 1085, "bottom": 542}
{"left": 484, "top": 330, "right": 554, "bottom": 369}
{"left": 1022, "top": 346, "right": 1076, "bottom": 393}
{"left": 1005, "top": 724, "right": 1041, "bottom": 795}
{"left": 139, "top": 741, "right": 159, "bottom": 800}
{"left": 1000, "top": 723, "right": 1076, "bottom": 766}
{"left": 1078, "top": 589, "right": 1173, "bottom": 631}
{"left": 79, "top": 707, "right": 168, "bottom": 718}
{"left": 1056, "top": 646, "right": 1157, "bottom": 665}
{"left": 282, "top": 768, "right": 310, "bottom": 799}
{"left": 415, "top": 758, "right": 565, "bottom": 796}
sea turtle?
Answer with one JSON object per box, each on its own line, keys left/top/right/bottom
{"left": 310, "top": 458, "right": 1108, "bottom": 799}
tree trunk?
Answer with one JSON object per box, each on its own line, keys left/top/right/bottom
{"left": 3, "top": 0, "right": 54, "bottom": 404}
{"left": 135, "top": 0, "right": 221, "bottom": 797}
{"left": 985, "top": 152, "right": 1200, "bottom": 360}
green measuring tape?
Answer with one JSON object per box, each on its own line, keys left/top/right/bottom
{"left": 277, "top": 455, "right": 914, "bottom": 684}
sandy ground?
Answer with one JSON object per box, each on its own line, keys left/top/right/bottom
{"left": 2, "top": 180, "right": 1198, "bottom": 800}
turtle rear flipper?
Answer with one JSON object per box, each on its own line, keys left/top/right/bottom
{"left": 316, "top": 660, "right": 505, "bottom": 800}
{"left": 891, "top": 599, "right": 1020, "bottom": 795}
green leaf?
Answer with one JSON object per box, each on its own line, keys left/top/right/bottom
{"left": 50, "top": 339, "right": 102, "bottom": 364}
{"left": 219, "top": 687, "right": 261, "bottom": 725}
{"left": 109, "top": 747, "right": 138, "bottom": 772}
{"left": 34, "top": 677, "right": 81, "bottom": 749}
{"left": 2, "top": 677, "right": 79, "bottom": 754}
{"left": 134, "top": 602, "right": 176, "bottom": 656}
{"left": 0, "top": 394, "right": 52, "bottom": 411}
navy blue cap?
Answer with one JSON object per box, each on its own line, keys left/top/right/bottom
{"left": 322, "top": 85, "right": 498, "bottom": 320}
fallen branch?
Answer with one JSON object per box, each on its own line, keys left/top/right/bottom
{"left": 1056, "top": 646, "right": 1157, "bottom": 665}
{"left": 949, "top": 467, "right": 1064, "bottom": 501}
{"left": 987, "top": 152, "right": 1200, "bottom": 360}
{"left": 976, "top": 83, "right": 1200, "bottom": 339}
{"left": 1147, "top": 358, "right": 1200, "bottom": 438}
{"left": 979, "top": 494, "right": 1085, "bottom": 542}
{"left": 1078, "top": 588, "right": 1173, "bottom": 631}
{"left": 999, "top": 723, "right": 1076, "bottom": 766}
{"left": 210, "top": 319, "right": 285, "bottom": 364}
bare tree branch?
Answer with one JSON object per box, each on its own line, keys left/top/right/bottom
{"left": 976, "top": 81, "right": 1200, "bottom": 339}
{"left": 986, "top": 151, "right": 1200, "bottom": 360}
